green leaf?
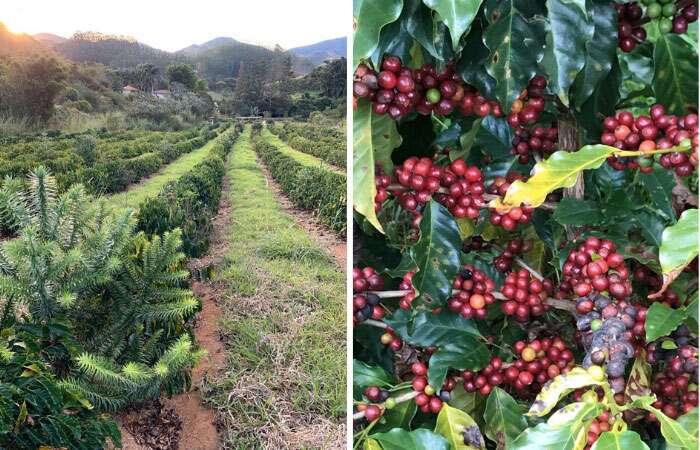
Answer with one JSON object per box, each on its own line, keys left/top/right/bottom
{"left": 636, "top": 166, "right": 676, "bottom": 222}
{"left": 373, "top": 112, "right": 403, "bottom": 174}
{"left": 590, "top": 430, "right": 650, "bottom": 450}
{"left": 456, "top": 20, "right": 496, "bottom": 96}
{"left": 422, "top": 0, "right": 483, "bottom": 52}
{"left": 435, "top": 403, "right": 485, "bottom": 450}
{"left": 451, "top": 118, "right": 483, "bottom": 161}
{"left": 512, "top": 401, "right": 603, "bottom": 450}
{"left": 404, "top": 0, "right": 454, "bottom": 62}
{"left": 635, "top": 210, "right": 666, "bottom": 249}
{"left": 475, "top": 115, "right": 514, "bottom": 160}
{"left": 552, "top": 198, "right": 603, "bottom": 226}
{"left": 656, "top": 209, "right": 699, "bottom": 292}
{"left": 625, "top": 354, "right": 652, "bottom": 402}
{"left": 645, "top": 302, "right": 687, "bottom": 343}
{"left": 541, "top": 0, "right": 594, "bottom": 106}
{"left": 652, "top": 31, "right": 699, "bottom": 116}
{"left": 667, "top": 407, "right": 699, "bottom": 450}
{"left": 640, "top": 404, "right": 699, "bottom": 449}
{"left": 412, "top": 200, "right": 462, "bottom": 303}
{"left": 483, "top": 387, "right": 527, "bottom": 449}
{"left": 353, "top": 101, "right": 389, "bottom": 232}
{"left": 354, "top": 0, "right": 404, "bottom": 65}
{"left": 354, "top": 359, "right": 394, "bottom": 390}
{"left": 427, "top": 341, "right": 490, "bottom": 390}
{"left": 373, "top": 390, "right": 418, "bottom": 433}
{"left": 502, "top": 145, "right": 619, "bottom": 208}
{"left": 385, "top": 310, "right": 481, "bottom": 348}
{"left": 483, "top": 1, "right": 546, "bottom": 108}
{"left": 572, "top": 0, "right": 618, "bottom": 109}
{"left": 365, "top": 438, "right": 383, "bottom": 450}
{"left": 575, "top": 58, "right": 621, "bottom": 141}
{"left": 370, "top": 428, "right": 450, "bottom": 450}
{"left": 527, "top": 367, "right": 608, "bottom": 417}
{"left": 449, "top": 383, "right": 486, "bottom": 417}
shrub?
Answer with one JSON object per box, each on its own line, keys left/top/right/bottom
{"left": 253, "top": 135, "right": 346, "bottom": 235}
{"left": 136, "top": 127, "right": 238, "bottom": 257}
{"left": 0, "top": 167, "right": 203, "bottom": 448}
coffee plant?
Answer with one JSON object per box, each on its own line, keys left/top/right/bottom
{"left": 353, "top": 0, "right": 698, "bottom": 448}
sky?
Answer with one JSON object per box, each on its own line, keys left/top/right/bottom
{"left": 2, "top": 0, "right": 349, "bottom": 51}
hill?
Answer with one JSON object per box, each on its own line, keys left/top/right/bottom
{"left": 53, "top": 31, "right": 184, "bottom": 69}
{"left": 33, "top": 33, "right": 67, "bottom": 47}
{"left": 0, "top": 22, "right": 49, "bottom": 56}
{"left": 289, "top": 37, "right": 345, "bottom": 65}
{"left": 177, "top": 37, "right": 240, "bottom": 57}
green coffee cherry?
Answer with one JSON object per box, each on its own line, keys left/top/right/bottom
{"left": 426, "top": 88, "right": 441, "bottom": 104}
{"left": 647, "top": 3, "right": 662, "bottom": 18}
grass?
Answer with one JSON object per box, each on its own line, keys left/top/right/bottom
{"left": 201, "top": 126, "right": 345, "bottom": 449}
{"left": 260, "top": 126, "right": 343, "bottom": 175}
{"left": 103, "top": 132, "right": 224, "bottom": 212}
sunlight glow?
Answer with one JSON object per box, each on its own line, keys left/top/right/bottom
{"left": 2, "top": 0, "right": 348, "bottom": 51}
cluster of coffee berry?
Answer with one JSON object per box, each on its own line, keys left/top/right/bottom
{"left": 511, "top": 125, "right": 559, "bottom": 164}
{"left": 373, "top": 170, "right": 391, "bottom": 212}
{"left": 410, "top": 361, "right": 454, "bottom": 414}
{"left": 434, "top": 160, "right": 486, "bottom": 220}
{"left": 379, "top": 327, "right": 403, "bottom": 351}
{"left": 649, "top": 343, "right": 699, "bottom": 418}
{"left": 352, "top": 267, "right": 385, "bottom": 325}
{"left": 494, "top": 238, "right": 533, "bottom": 272}
{"left": 616, "top": 2, "right": 648, "bottom": 52}
{"left": 575, "top": 295, "right": 647, "bottom": 392}
{"left": 561, "top": 237, "right": 632, "bottom": 299}
{"left": 632, "top": 263, "right": 685, "bottom": 306}
{"left": 353, "top": 56, "right": 501, "bottom": 120}
{"left": 584, "top": 410, "right": 614, "bottom": 449}
{"left": 642, "top": 0, "right": 698, "bottom": 36}
{"left": 486, "top": 173, "right": 534, "bottom": 231}
{"left": 356, "top": 402, "right": 383, "bottom": 422}
{"left": 462, "top": 338, "right": 574, "bottom": 396}
{"left": 447, "top": 265, "right": 496, "bottom": 320}
{"left": 397, "top": 271, "right": 417, "bottom": 310}
{"left": 500, "top": 269, "right": 554, "bottom": 321}
{"left": 506, "top": 76, "right": 549, "bottom": 129}
{"left": 600, "top": 106, "right": 698, "bottom": 176}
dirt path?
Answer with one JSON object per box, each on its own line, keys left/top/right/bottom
{"left": 118, "top": 161, "right": 234, "bottom": 450}
{"left": 257, "top": 156, "right": 346, "bottom": 268}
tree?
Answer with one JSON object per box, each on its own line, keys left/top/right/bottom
{"left": 0, "top": 55, "right": 65, "bottom": 122}
{"left": 352, "top": 1, "right": 699, "bottom": 449}
{"left": 232, "top": 60, "right": 267, "bottom": 115}
{"left": 166, "top": 63, "right": 198, "bottom": 90}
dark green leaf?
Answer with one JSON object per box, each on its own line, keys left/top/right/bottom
{"left": 404, "top": 0, "right": 454, "bottom": 62}
{"left": 427, "top": 341, "right": 491, "bottom": 389}
{"left": 451, "top": 118, "right": 483, "bottom": 161}
{"left": 541, "top": 0, "right": 594, "bottom": 106}
{"left": 370, "top": 428, "right": 450, "bottom": 450}
{"left": 456, "top": 20, "right": 496, "bottom": 96}
{"left": 354, "top": 359, "right": 394, "bottom": 391}
{"left": 552, "top": 198, "right": 603, "bottom": 226}
{"left": 572, "top": 0, "right": 617, "bottom": 109}
{"left": 636, "top": 166, "right": 676, "bottom": 222}
{"left": 412, "top": 200, "right": 462, "bottom": 303}
{"left": 475, "top": 115, "right": 514, "bottom": 160}
{"left": 354, "top": 0, "right": 404, "bottom": 65}
{"left": 645, "top": 302, "right": 687, "bottom": 343}
{"left": 483, "top": 1, "right": 546, "bottom": 108}
{"left": 423, "top": 0, "right": 484, "bottom": 52}
{"left": 385, "top": 310, "right": 481, "bottom": 347}
{"left": 635, "top": 209, "right": 667, "bottom": 249}
{"left": 652, "top": 31, "right": 699, "bottom": 115}
{"left": 483, "top": 387, "right": 527, "bottom": 449}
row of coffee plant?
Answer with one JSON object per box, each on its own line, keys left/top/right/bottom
{"left": 0, "top": 122, "right": 241, "bottom": 449}
{"left": 137, "top": 123, "right": 242, "bottom": 257}
{"left": 269, "top": 121, "right": 346, "bottom": 168}
{"left": 0, "top": 122, "right": 224, "bottom": 195}
{"left": 252, "top": 124, "right": 347, "bottom": 235}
